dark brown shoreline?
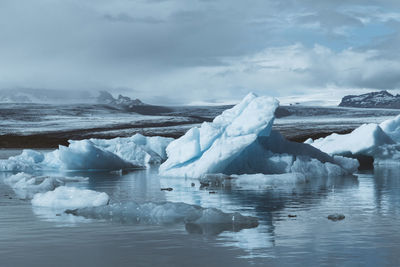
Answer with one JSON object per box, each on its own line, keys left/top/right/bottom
{"left": 0, "top": 128, "right": 355, "bottom": 149}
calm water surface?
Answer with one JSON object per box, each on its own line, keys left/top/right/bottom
{"left": 1, "top": 150, "right": 400, "bottom": 266}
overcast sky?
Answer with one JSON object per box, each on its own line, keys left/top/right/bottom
{"left": 1, "top": 0, "right": 400, "bottom": 104}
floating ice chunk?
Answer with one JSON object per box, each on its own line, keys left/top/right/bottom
{"left": 66, "top": 201, "right": 258, "bottom": 229}
{"left": 32, "top": 186, "right": 109, "bottom": 209}
{"left": 45, "top": 140, "right": 137, "bottom": 171}
{"left": 3, "top": 173, "right": 88, "bottom": 199}
{"left": 0, "top": 149, "right": 45, "bottom": 172}
{"left": 380, "top": 114, "right": 400, "bottom": 143}
{"left": 291, "top": 157, "right": 348, "bottom": 177}
{"left": 88, "top": 134, "right": 173, "bottom": 165}
{"left": 310, "top": 124, "right": 395, "bottom": 155}
{"left": 160, "top": 93, "right": 279, "bottom": 177}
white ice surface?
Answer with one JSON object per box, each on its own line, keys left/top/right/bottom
{"left": 380, "top": 114, "right": 400, "bottom": 143}
{"left": 87, "top": 134, "right": 173, "bottom": 165}
{"left": 32, "top": 186, "right": 109, "bottom": 209}
{"left": 308, "top": 115, "right": 400, "bottom": 163}
{"left": 309, "top": 123, "right": 395, "bottom": 155}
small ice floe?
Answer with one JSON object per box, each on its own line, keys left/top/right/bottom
{"left": 65, "top": 201, "right": 259, "bottom": 235}
{"left": 31, "top": 186, "right": 109, "bottom": 209}
{"left": 3, "top": 172, "right": 88, "bottom": 199}
{"left": 159, "top": 93, "right": 358, "bottom": 178}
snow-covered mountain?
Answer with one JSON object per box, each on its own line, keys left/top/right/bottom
{"left": 96, "top": 91, "right": 172, "bottom": 114}
{"left": 97, "top": 91, "right": 145, "bottom": 107}
{"left": 339, "top": 90, "right": 400, "bottom": 109}
{"left": 0, "top": 88, "right": 94, "bottom": 103}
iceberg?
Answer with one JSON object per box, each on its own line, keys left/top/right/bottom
{"left": 159, "top": 93, "right": 358, "bottom": 178}
{"left": 0, "top": 134, "right": 172, "bottom": 172}
{"left": 308, "top": 115, "right": 400, "bottom": 166}
{"left": 309, "top": 124, "right": 395, "bottom": 155}
{"left": 32, "top": 186, "right": 110, "bottom": 209}
{"left": 380, "top": 114, "right": 400, "bottom": 143}
{"left": 4, "top": 172, "right": 88, "bottom": 199}
{"left": 87, "top": 134, "right": 173, "bottom": 165}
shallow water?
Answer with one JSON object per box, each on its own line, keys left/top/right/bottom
{"left": 1, "top": 163, "right": 400, "bottom": 266}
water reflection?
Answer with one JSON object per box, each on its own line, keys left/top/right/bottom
{"left": 2, "top": 166, "right": 400, "bottom": 264}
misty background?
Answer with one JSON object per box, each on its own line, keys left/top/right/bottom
{"left": 0, "top": 0, "right": 400, "bottom": 105}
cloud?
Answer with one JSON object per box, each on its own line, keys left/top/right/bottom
{"left": 0, "top": 0, "right": 399, "bottom": 104}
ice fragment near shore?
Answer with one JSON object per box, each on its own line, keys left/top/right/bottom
{"left": 309, "top": 124, "right": 395, "bottom": 155}
{"left": 159, "top": 93, "right": 357, "bottom": 178}
{"left": 0, "top": 134, "right": 172, "bottom": 172}
{"left": 87, "top": 134, "right": 173, "bottom": 165}
{"left": 309, "top": 117, "right": 400, "bottom": 164}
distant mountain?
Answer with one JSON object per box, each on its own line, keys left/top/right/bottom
{"left": 339, "top": 90, "right": 400, "bottom": 109}
{"left": 96, "top": 91, "right": 172, "bottom": 114}
{"left": 0, "top": 92, "right": 33, "bottom": 103}
{"left": 0, "top": 88, "right": 93, "bottom": 103}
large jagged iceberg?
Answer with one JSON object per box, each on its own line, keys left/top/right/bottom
{"left": 308, "top": 115, "right": 400, "bottom": 165}
{"left": 159, "top": 93, "right": 358, "bottom": 178}
{"left": 0, "top": 134, "right": 172, "bottom": 172}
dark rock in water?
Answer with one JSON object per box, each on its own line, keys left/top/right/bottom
{"left": 65, "top": 209, "right": 79, "bottom": 216}
{"left": 199, "top": 181, "right": 210, "bottom": 187}
{"left": 327, "top": 213, "right": 345, "bottom": 221}
{"left": 339, "top": 90, "right": 400, "bottom": 109}
{"left": 288, "top": 214, "right": 297, "bottom": 218}
{"left": 161, "top": 187, "right": 173, "bottom": 191}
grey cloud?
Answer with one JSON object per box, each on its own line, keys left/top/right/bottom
{"left": 103, "top": 13, "right": 165, "bottom": 24}
{"left": 0, "top": 0, "right": 399, "bottom": 104}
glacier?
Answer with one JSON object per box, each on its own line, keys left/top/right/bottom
{"left": 159, "top": 93, "right": 358, "bottom": 178}
{"left": 0, "top": 134, "right": 172, "bottom": 172}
